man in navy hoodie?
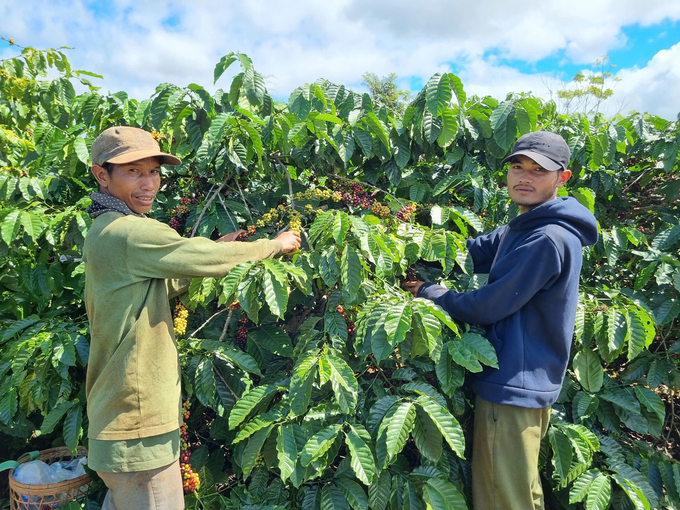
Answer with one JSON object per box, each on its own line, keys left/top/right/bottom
{"left": 403, "top": 131, "right": 598, "bottom": 510}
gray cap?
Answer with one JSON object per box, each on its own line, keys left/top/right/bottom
{"left": 91, "top": 126, "right": 182, "bottom": 166}
{"left": 501, "top": 131, "right": 570, "bottom": 171}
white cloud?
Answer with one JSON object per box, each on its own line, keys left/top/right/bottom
{"left": 604, "top": 42, "right": 680, "bottom": 120}
{"left": 342, "top": 0, "right": 680, "bottom": 63}
{"left": 1, "top": 0, "right": 679, "bottom": 119}
{"left": 455, "top": 59, "right": 559, "bottom": 102}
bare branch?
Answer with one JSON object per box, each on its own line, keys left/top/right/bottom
{"left": 218, "top": 309, "right": 233, "bottom": 343}
{"left": 188, "top": 309, "right": 226, "bottom": 339}
{"left": 214, "top": 361, "right": 239, "bottom": 401}
{"left": 216, "top": 193, "right": 239, "bottom": 230}
{"left": 236, "top": 182, "right": 254, "bottom": 224}
{"left": 190, "top": 182, "right": 219, "bottom": 238}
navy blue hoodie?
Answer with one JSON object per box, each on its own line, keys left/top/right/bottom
{"left": 418, "top": 197, "right": 598, "bottom": 408}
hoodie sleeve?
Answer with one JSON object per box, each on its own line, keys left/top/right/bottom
{"left": 465, "top": 226, "right": 506, "bottom": 274}
{"left": 418, "top": 233, "right": 562, "bottom": 325}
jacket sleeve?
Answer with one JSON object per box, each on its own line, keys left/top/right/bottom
{"left": 418, "top": 233, "right": 562, "bottom": 325}
{"left": 124, "top": 218, "right": 284, "bottom": 281}
{"left": 465, "top": 226, "right": 506, "bottom": 274}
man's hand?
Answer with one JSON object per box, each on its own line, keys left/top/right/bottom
{"left": 216, "top": 230, "right": 245, "bottom": 243}
{"left": 276, "top": 231, "right": 301, "bottom": 253}
{"left": 402, "top": 280, "right": 425, "bottom": 297}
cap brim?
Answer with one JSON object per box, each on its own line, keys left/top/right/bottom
{"left": 106, "top": 149, "right": 182, "bottom": 166}
{"left": 501, "top": 150, "right": 562, "bottom": 171}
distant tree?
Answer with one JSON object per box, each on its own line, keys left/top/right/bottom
{"left": 362, "top": 72, "right": 412, "bottom": 114}
{"left": 557, "top": 56, "right": 621, "bottom": 115}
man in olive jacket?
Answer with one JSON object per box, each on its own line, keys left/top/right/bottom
{"left": 84, "top": 126, "right": 300, "bottom": 510}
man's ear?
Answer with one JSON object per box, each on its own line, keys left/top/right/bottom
{"left": 557, "top": 169, "right": 572, "bottom": 187}
{"left": 92, "top": 165, "right": 110, "bottom": 190}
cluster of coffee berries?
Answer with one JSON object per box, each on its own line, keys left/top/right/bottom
{"left": 336, "top": 305, "right": 355, "bottom": 335}
{"left": 371, "top": 202, "right": 391, "bottom": 218}
{"left": 256, "top": 204, "right": 288, "bottom": 228}
{"left": 168, "top": 194, "right": 200, "bottom": 231}
{"left": 396, "top": 203, "right": 417, "bottom": 221}
{"left": 296, "top": 185, "right": 374, "bottom": 210}
{"left": 289, "top": 210, "right": 302, "bottom": 232}
{"left": 181, "top": 460, "right": 200, "bottom": 492}
{"left": 340, "top": 184, "right": 374, "bottom": 210}
{"left": 295, "top": 188, "right": 334, "bottom": 201}
{"left": 179, "top": 402, "right": 200, "bottom": 492}
{"left": 150, "top": 130, "right": 169, "bottom": 142}
{"left": 398, "top": 265, "right": 417, "bottom": 284}
{"left": 254, "top": 454, "right": 265, "bottom": 468}
{"left": 624, "top": 157, "right": 641, "bottom": 168}
{"left": 237, "top": 320, "right": 248, "bottom": 348}
{"left": 180, "top": 402, "right": 191, "bottom": 450}
{"left": 229, "top": 302, "right": 249, "bottom": 349}
{"left": 405, "top": 265, "right": 417, "bottom": 281}
{"left": 235, "top": 225, "right": 257, "bottom": 241}
{"left": 173, "top": 302, "right": 188, "bottom": 336}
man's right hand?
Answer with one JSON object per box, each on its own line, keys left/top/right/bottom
{"left": 402, "top": 280, "right": 425, "bottom": 297}
{"left": 276, "top": 231, "right": 301, "bottom": 253}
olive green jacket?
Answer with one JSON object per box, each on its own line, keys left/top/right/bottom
{"left": 83, "top": 212, "right": 283, "bottom": 440}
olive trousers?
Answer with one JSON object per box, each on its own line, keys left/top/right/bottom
{"left": 99, "top": 460, "right": 184, "bottom": 510}
{"left": 472, "top": 396, "right": 551, "bottom": 510}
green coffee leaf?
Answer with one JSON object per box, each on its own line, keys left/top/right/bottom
{"left": 241, "top": 425, "right": 273, "bottom": 478}
{"left": 228, "top": 384, "right": 277, "bottom": 430}
{"left": 336, "top": 478, "right": 368, "bottom": 510}
{"left": 447, "top": 332, "right": 498, "bottom": 373}
{"left": 549, "top": 427, "right": 573, "bottom": 481}
{"left": 573, "top": 349, "right": 603, "bottom": 393}
{"left": 413, "top": 407, "right": 443, "bottom": 462}
{"left": 422, "top": 477, "right": 467, "bottom": 510}
{"left": 326, "top": 350, "right": 358, "bottom": 413}
{"left": 276, "top": 424, "right": 297, "bottom": 482}
{"left": 385, "top": 401, "right": 416, "bottom": 457}
{"left": 300, "top": 423, "right": 343, "bottom": 467}
{"left": 415, "top": 395, "right": 465, "bottom": 458}
{"left": 345, "top": 426, "right": 376, "bottom": 485}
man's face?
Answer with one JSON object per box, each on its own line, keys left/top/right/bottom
{"left": 506, "top": 155, "right": 571, "bottom": 213}
{"left": 92, "top": 157, "right": 161, "bottom": 214}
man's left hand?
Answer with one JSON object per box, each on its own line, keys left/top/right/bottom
{"left": 402, "top": 280, "right": 425, "bottom": 297}
{"left": 216, "top": 230, "right": 245, "bottom": 243}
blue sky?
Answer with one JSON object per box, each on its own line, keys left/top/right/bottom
{"left": 496, "top": 20, "right": 680, "bottom": 77}
{"left": 2, "top": 0, "right": 680, "bottom": 119}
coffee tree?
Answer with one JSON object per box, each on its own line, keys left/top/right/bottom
{"left": 1, "top": 46, "right": 679, "bottom": 510}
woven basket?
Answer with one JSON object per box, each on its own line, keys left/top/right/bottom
{"left": 8, "top": 446, "right": 91, "bottom": 510}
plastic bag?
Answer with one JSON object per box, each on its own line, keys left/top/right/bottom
{"left": 13, "top": 460, "right": 57, "bottom": 485}
{"left": 50, "top": 457, "right": 87, "bottom": 483}
{"left": 14, "top": 457, "right": 87, "bottom": 485}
